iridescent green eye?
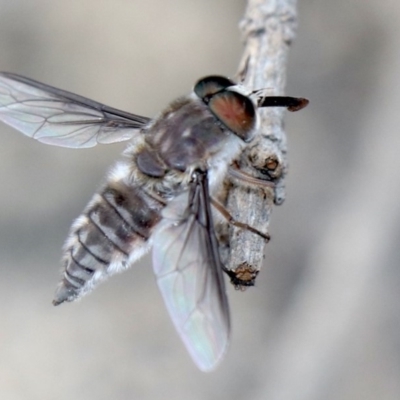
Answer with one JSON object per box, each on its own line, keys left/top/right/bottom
{"left": 208, "top": 90, "right": 256, "bottom": 142}
{"left": 194, "top": 76, "right": 235, "bottom": 101}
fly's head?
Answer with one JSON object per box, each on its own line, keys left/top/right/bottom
{"left": 194, "top": 76, "right": 258, "bottom": 143}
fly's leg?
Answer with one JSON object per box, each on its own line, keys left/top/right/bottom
{"left": 210, "top": 198, "right": 270, "bottom": 242}
{"left": 210, "top": 196, "right": 270, "bottom": 289}
{"left": 227, "top": 165, "right": 276, "bottom": 191}
{"left": 215, "top": 164, "right": 277, "bottom": 289}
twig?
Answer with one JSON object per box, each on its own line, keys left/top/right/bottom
{"left": 226, "top": 0, "right": 299, "bottom": 274}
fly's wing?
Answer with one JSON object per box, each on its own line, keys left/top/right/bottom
{"left": 152, "top": 170, "right": 230, "bottom": 371}
{"left": 0, "top": 72, "right": 151, "bottom": 148}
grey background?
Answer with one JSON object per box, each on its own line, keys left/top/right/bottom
{"left": 0, "top": 1, "right": 399, "bottom": 399}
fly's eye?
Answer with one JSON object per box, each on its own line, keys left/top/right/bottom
{"left": 208, "top": 91, "right": 256, "bottom": 142}
{"left": 194, "top": 76, "right": 235, "bottom": 101}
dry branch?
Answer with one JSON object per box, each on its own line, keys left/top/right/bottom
{"left": 226, "top": 0, "right": 299, "bottom": 273}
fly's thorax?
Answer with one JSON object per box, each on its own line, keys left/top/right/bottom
{"left": 123, "top": 94, "right": 237, "bottom": 196}
{"left": 143, "top": 96, "right": 233, "bottom": 173}
{"left": 123, "top": 76, "right": 260, "bottom": 199}
{"left": 121, "top": 140, "right": 191, "bottom": 200}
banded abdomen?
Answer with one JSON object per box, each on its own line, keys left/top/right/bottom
{"left": 53, "top": 166, "right": 164, "bottom": 305}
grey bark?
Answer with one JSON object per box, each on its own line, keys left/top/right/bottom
{"left": 226, "top": 0, "right": 299, "bottom": 273}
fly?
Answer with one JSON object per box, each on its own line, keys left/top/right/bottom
{"left": 0, "top": 72, "right": 308, "bottom": 371}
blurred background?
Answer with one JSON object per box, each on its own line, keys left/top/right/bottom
{"left": 0, "top": 1, "right": 399, "bottom": 399}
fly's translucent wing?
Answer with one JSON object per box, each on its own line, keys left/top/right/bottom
{"left": 152, "top": 170, "right": 230, "bottom": 371}
{"left": 0, "top": 72, "right": 150, "bottom": 148}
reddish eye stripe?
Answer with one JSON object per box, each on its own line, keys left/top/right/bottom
{"left": 208, "top": 91, "right": 256, "bottom": 142}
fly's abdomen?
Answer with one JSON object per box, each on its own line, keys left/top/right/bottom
{"left": 53, "top": 177, "right": 163, "bottom": 305}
